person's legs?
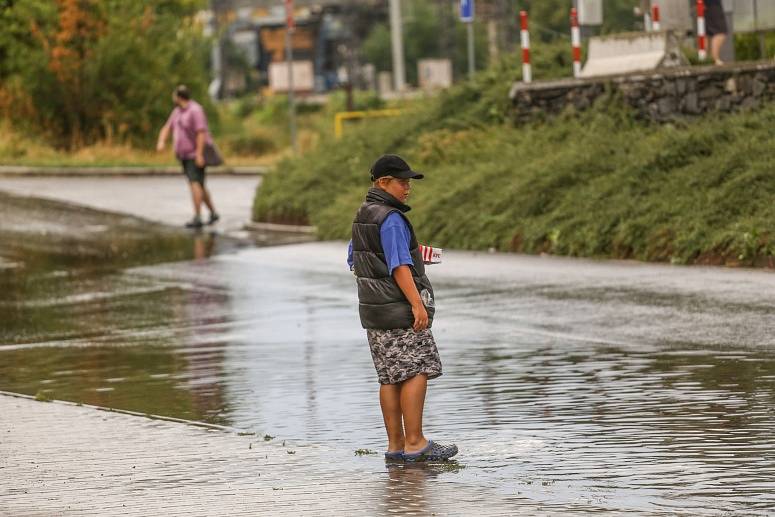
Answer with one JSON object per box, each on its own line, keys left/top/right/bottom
{"left": 379, "top": 383, "right": 405, "bottom": 452}
{"left": 711, "top": 33, "right": 726, "bottom": 65}
{"left": 189, "top": 181, "right": 204, "bottom": 218}
{"left": 182, "top": 159, "right": 205, "bottom": 224}
{"left": 202, "top": 186, "right": 216, "bottom": 215}
{"left": 400, "top": 374, "right": 429, "bottom": 454}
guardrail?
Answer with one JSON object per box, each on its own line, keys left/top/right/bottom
{"left": 333, "top": 109, "right": 402, "bottom": 139}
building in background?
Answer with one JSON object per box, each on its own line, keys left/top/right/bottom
{"left": 207, "top": 0, "right": 384, "bottom": 98}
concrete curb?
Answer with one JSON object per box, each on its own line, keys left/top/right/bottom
{"left": 0, "top": 165, "right": 266, "bottom": 176}
{"left": 0, "top": 390, "right": 239, "bottom": 434}
{"left": 244, "top": 221, "right": 317, "bottom": 234}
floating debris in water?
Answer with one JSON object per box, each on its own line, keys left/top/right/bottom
{"left": 286, "top": 450, "right": 296, "bottom": 455}
{"left": 237, "top": 431, "right": 256, "bottom": 436}
{"left": 263, "top": 434, "right": 274, "bottom": 441}
{"left": 354, "top": 449, "right": 378, "bottom": 456}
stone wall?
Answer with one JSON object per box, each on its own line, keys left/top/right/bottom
{"left": 509, "top": 61, "right": 775, "bottom": 123}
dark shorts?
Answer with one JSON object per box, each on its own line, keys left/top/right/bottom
{"left": 705, "top": 5, "right": 728, "bottom": 37}
{"left": 367, "top": 328, "right": 442, "bottom": 385}
{"left": 181, "top": 159, "right": 206, "bottom": 185}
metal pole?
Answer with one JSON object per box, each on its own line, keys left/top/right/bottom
{"left": 754, "top": 0, "right": 766, "bottom": 58}
{"left": 285, "top": 28, "right": 298, "bottom": 154}
{"left": 467, "top": 21, "right": 475, "bottom": 78}
{"left": 697, "top": 0, "right": 707, "bottom": 61}
{"left": 520, "top": 11, "right": 531, "bottom": 83}
{"left": 389, "top": 0, "right": 405, "bottom": 91}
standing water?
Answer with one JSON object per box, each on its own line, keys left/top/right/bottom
{"left": 1, "top": 192, "right": 774, "bottom": 514}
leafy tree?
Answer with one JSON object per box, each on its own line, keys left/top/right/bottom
{"left": 0, "top": 0, "right": 211, "bottom": 148}
{"left": 517, "top": 0, "right": 639, "bottom": 40}
{"left": 362, "top": 0, "right": 639, "bottom": 84}
{"left": 362, "top": 0, "right": 487, "bottom": 85}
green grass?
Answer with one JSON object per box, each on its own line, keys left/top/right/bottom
{"left": 0, "top": 90, "right": 385, "bottom": 167}
{"left": 253, "top": 49, "right": 775, "bottom": 267}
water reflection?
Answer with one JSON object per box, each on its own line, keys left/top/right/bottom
{"left": 379, "top": 463, "right": 443, "bottom": 516}
{"left": 1, "top": 237, "right": 775, "bottom": 513}
{"left": 192, "top": 232, "right": 216, "bottom": 261}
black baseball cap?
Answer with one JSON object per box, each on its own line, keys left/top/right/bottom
{"left": 370, "top": 154, "right": 424, "bottom": 181}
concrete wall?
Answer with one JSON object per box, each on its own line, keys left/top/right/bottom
{"left": 509, "top": 61, "right": 775, "bottom": 123}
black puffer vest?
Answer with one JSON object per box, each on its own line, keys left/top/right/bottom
{"left": 352, "top": 188, "right": 435, "bottom": 330}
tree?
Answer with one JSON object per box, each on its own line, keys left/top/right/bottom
{"left": 0, "top": 0, "right": 211, "bottom": 148}
{"left": 517, "top": 0, "right": 639, "bottom": 41}
{"left": 362, "top": 0, "right": 487, "bottom": 84}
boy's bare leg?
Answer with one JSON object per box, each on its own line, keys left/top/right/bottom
{"left": 379, "top": 384, "right": 404, "bottom": 452}
{"left": 189, "top": 182, "right": 204, "bottom": 217}
{"left": 401, "top": 374, "right": 429, "bottom": 454}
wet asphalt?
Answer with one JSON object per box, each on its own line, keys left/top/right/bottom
{"left": 1, "top": 178, "right": 774, "bottom": 514}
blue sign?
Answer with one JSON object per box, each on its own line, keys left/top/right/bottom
{"left": 460, "top": 0, "right": 474, "bottom": 22}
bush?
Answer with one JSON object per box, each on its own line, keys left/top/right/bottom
{"left": 223, "top": 131, "right": 277, "bottom": 157}
{"left": 0, "top": 0, "right": 211, "bottom": 149}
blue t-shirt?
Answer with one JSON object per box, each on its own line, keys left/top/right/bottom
{"left": 348, "top": 212, "right": 413, "bottom": 274}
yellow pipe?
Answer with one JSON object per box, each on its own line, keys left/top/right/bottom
{"left": 334, "top": 109, "right": 402, "bottom": 139}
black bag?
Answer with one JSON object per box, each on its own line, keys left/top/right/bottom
{"left": 203, "top": 142, "right": 224, "bottom": 167}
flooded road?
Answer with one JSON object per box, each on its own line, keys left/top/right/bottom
{"left": 1, "top": 194, "right": 775, "bottom": 514}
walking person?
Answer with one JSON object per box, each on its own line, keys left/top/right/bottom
{"left": 348, "top": 154, "right": 458, "bottom": 462}
{"left": 156, "top": 85, "right": 219, "bottom": 228}
{"left": 705, "top": 0, "right": 729, "bottom": 65}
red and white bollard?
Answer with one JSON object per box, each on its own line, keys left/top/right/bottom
{"left": 285, "top": 0, "right": 294, "bottom": 30}
{"left": 520, "top": 10, "right": 532, "bottom": 83}
{"left": 697, "top": 0, "right": 707, "bottom": 60}
{"left": 651, "top": 3, "right": 661, "bottom": 31}
{"left": 570, "top": 7, "right": 581, "bottom": 78}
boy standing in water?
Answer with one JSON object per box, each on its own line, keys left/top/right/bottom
{"left": 348, "top": 154, "right": 458, "bottom": 462}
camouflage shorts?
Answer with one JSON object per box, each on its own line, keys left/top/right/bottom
{"left": 366, "top": 328, "right": 442, "bottom": 385}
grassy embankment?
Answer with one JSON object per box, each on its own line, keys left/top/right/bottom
{"left": 253, "top": 53, "right": 775, "bottom": 267}
{"left": 0, "top": 91, "right": 382, "bottom": 167}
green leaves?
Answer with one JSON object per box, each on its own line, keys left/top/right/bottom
{"left": 0, "top": 0, "right": 210, "bottom": 148}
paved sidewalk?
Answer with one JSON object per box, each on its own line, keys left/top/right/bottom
{"left": 0, "top": 176, "right": 261, "bottom": 236}
{"left": 0, "top": 166, "right": 266, "bottom": 176}
{"left": 0, "top": 394, "right": 522, "bottom": 517}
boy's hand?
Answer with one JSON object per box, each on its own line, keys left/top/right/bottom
{"left": 412, "top": 303, "right": 429, "bottom": 331}
{"left": 393, "top": 265, "right": 429, "bottom": 331}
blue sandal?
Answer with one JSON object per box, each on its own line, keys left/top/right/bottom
{"left": 402, "top": 440, "right": 458, "bottom": 462}
{"left": 385, "top": 450, "right": 404, "bottom": 461}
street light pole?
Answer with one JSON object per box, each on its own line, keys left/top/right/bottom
{"left": 467, "top": 21, "right": 475, "bottom": 78}
{"left": 285, "top": 0, "right": 298, "bottom": 155}
{"left": 389, "top": 0, "right": 405, "bottom": 92}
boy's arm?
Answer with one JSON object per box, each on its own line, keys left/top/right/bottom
{"left": 393, "top": 265, "right": 428, "bottom": 331}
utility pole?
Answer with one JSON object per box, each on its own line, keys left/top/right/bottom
{"left": 467, "top": 23, "right": 475, "bottom": 77}
{"left": 207, "top": 1, "right": 222, "bottom": 100}
{"left": 461, "top": 0, "right": 475, "bottom": 78}
{"left": 389, "top": 0, "right": 405, "bottom": 92}
{"left": 285, "top": 0, "right": 298, "bottom": 155}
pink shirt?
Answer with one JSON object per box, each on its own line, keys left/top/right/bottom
{"left": 165, "top": 100, "right": 212, "bottom": 160}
